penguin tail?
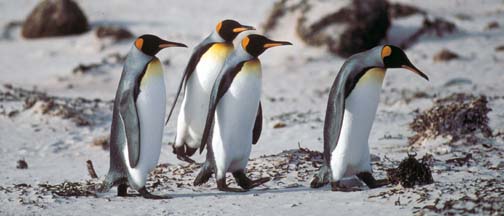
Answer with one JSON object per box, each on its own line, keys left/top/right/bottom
{"left": 310, "top": 165, "right": 331, "bottom": 188}
{"left": 193, "top": 161, "right": 214, "bottom": 186}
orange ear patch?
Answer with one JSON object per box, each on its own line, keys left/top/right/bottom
{"left": 135, "top": 38, "right": 144, "bottom": 50}
{"left": 381, "top": 45, "right": 392, "bottom": 58}
{"left": 241, "top": 36, "right": 250, "bottom": 49}
{"left": 216, "top": 21, "right": 223, "bottom": 32}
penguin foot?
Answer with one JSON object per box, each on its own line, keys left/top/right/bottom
{"left": 217, "top": 178, "right": 248, "bottom": 192}
{"left": 310, "top": 165, "right": 331, "bottom": 188}
{"left": 232, "top": 171, "right": 270, "bottom": 190}
{"left": 330, "top": 181, "right": 362, "bottom": 192}
{"left": 117, "top": 184, "right": 128, "bottom": 197}
{"left": 138, "top": 187, "right": 172, "bottom": 199}
{"left": 356, "top": 172, "right": 390, "bottom": 189}
{"left": 310, "top": 176, "right": 329, "bottom": 188}
{"left": 173, "top": 145, "right": 197, "bottom": 163}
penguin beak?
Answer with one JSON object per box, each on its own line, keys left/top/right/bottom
{"left": 232, "top": 25, "right": 256, "bottom": 33}
{"left": 263, "top": 40, "right": 293, "bottom": 48}
{"left": 158, "top": 40, "right": 188, "bottom": 49}
{"left": 402, "top": 64, "right": 429, "bottom": 81}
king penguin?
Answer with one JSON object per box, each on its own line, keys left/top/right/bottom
{"left": 165, "top": 19, "right": 255, "bottom": 163}
{"left": 99, "top": 34, "right": 187, "bottom": 199}
{"left": 193, "top": 34, "right": 292, "bottom": 192}
{"left": 310, "top": 45, "right": 428, "bottom": 191}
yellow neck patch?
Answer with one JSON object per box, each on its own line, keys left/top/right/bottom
{"left": 381, "top": 45, "right": 392, "bottom": 59}
{"left": 241, "top": 59, "right": 262, "bottom": 76}
{"left": 202, "top": 43, "right": 233, "bottom": 60}
{"left": 356, "top": 68, "right": 385, "bottom": 87}
{"left": 135, "top": 38, "right": 144, "bottom": 50}
{"left": 140, "top": 59, "right": 163, "bottom": 88}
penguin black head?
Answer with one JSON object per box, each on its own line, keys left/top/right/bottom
{"left": 381, "top": 45, "right": 429, "bottom": 80}
{"left": 216, "top": 19, "right": 255, "bottom": 42}
{"left": 134, "top": 34, "right": 187, "bottom": 56}
{"left": 241, "top": 34, "right": 292, "bottom": 57}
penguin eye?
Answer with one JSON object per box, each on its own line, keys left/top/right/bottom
{"left": 135, "top": 38, "right": 144, "bottom": 50}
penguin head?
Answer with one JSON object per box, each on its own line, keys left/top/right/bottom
{"left": 134, "top": 34, "right": 187, "bottom": 56}
{"left": 381, "top": 45, "right": 429, "bottom": 80}
{"left": 216, "top": 19, "right": 255, "bottom": 42}
{"left": 241, "top": 34, "right": 292, "bottom": 57}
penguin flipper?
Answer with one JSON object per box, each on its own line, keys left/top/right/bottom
{"left": 323, "top": 75, "right": 348, "bottom": 166}
{"left": 252, "top": 102, "right": 262, "bottom": 145}
{"left": 199, "top": 59, "right": 246, "bottom": 153}
{"left": 119, "top": 88, "right": 141, "bottom": 168}
{"left": 165, "top": 42, "right": 215, "bottom": 125}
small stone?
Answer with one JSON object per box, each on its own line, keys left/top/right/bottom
{"left": 495, "top": 45, "right": 504, "bottom": 52}
{"left": 95, "top": 26, "right": 133, "bottom": 41}
{"left": 433, "top": 49, "right": 459, "bottom": 62}
{"left": 485, "top": 21, "right": 499, "bottom": 30}
{"left": 273, "top": 122, "right": 287, "bottom": 129}
{"left": 17, "top": 160, "right": 28, "bottom": 169}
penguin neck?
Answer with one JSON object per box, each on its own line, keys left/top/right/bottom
{"left": 233, "top": 44, "right": 255, "bottom": 62}
{"left": 209, "top": 31, "right": 227, "bottom": 43}
{"left": 127, "top": 46, "right": 154, "bottom": 66}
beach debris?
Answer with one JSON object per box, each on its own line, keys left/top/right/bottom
{"left": 95, "top": 26, "right": 134, "bottom": 41}
{"left": 433, "top": 49, "right": 459, "bottom": 62}
{"left": 495, "top": 45, "right": 504, "bottom": 52}
{"left": 39, "top": 181, "right": 96, "bottom": 197}
{"left": 0, "top": 85, "right": 112, "bottom": 127}
{"left": 485, "top": 21, "right": 499, "bottom": 30}
{"left": 388, "top": 2, "right": 425, "bottom": 19}
{"left": 409, "top": 93, "right": 492, "bottom": 145}
{"left": 398, "top": 17, "right": 456, "bottom": 49}
{"left": 91, "top": 135, "right": 109, "bottom": 150}
{"left": 263, "top": 0, "right": 390, "bottom": 57}
{"left": 22, "top": 0, "right": 89, "bottom": 38}
{"left": 16, "top": 159, "right": 28, "bottom": 169}
{"left": 72, "top": 53, "right": 126, "bottom": 74}
{"left": 386, "top": 153, "right": 434, "bottom": 188}
{"left": 86, "top": 160, "right": 98, "bottom": 179}
{"left": 273, "top": 122, "right": 287, "bottom": 129}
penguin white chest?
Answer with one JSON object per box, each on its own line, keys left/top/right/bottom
{"left": 181, "top": 43, "right": 233, "bottom": 139}
{"left": 212, "top": 61, "right": 262, "bottom": 172}
{"left": 124, "top": 59, "right": 166, "bottom": 185}
{"left": 331, "top": 68, "right": 385, "bottom": 178}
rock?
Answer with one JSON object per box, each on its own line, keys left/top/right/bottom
{"left": 433, "top": 49, "right": 459, "bottom": 62}
{"left": 485, "top": 21, "right": 499, "bottom": 30}
{"left": 95, "top": 26, "right": 133, "bottom": 41}
{"left": 495, "top": 45, "right": 504, "bottom": 52}
{"left": 329, "top": 0, "right": 390, "bottom": 57}
{"left": 22, "top": 0, "right": 89, "bottom": 39}
{"left": 16, "top": 160, "right": 28, "bottom": 169}
{"left": 388, "top": 2, "right": 425, "bottom": 19}
{"left": 263, "top": 0, "right": 390, "bottom": 57}
{"left": 273, "top": 122, "right": 287, "bottom": 129}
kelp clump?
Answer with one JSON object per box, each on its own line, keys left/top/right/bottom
{"left": 387, "top": 154, "right": 434, "bottom": 188}
{"left": 409, "top": 93, "right": 492, "bottom": 145}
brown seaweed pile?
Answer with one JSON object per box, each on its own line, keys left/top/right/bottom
{"left": 409, "top": 93, "right": 493, "bottom": 145}
{"left": 387, "top": 154, "right": 434, "bottom": 188}
{"left": 38, "top": 181, "right": 97, "bottom": 197}
{"left": 0, "top": 84, "right": 112, "bottom": 126}
{"left": 146, "top": 147, "right": 324, "bottom": 191}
